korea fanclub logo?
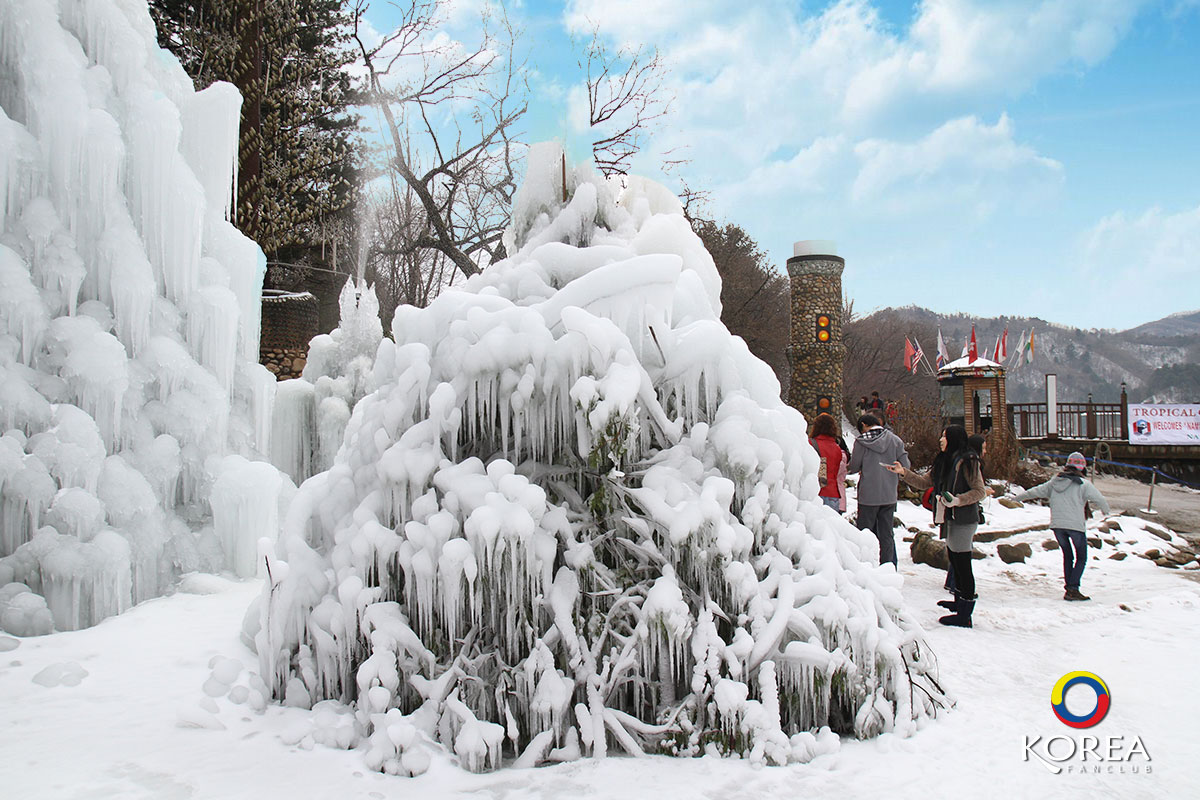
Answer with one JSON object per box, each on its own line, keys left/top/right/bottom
{"left": 1023, "top": 671, "right": 1151, "bottom": 775}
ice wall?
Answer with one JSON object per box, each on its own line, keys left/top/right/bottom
{"left": 0, "top": 0, "right": 280, "bottom": 632}
{"left": 253, "top": 143, "right": 948, "bottom": 774}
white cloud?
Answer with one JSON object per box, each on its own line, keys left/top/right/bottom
{"left": 850, "top": 114, "right": 1064, "bottom": 217}
{"left": 733, "top": 136, "right": 854, "bottom": 199}
{"left": 561, "top": 0, "right": 1148, "bottom": 166}
{"left": 1080, "top": 204, "right": 1200, "bottom": 284}
{"left": 563, "top": 0, "right": 713, "bottom": 42}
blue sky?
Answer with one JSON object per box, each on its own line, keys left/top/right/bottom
{"left": 365, "top": 0, "right": 1200, "bottom": 331}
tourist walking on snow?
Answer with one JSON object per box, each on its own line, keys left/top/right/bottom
{"left": 886, "top": 425, "right": 986, "bottom": 627}
{"left": 1012, "top": 452, "right": 1111, "bottom": 601}
{"left": 810, "top": 413, "right": 850, "bottom": 512}
{"left": 848, "top": 414, "right": 910, "bottom": 567}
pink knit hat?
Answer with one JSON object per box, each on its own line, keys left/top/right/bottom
{"left": 1066, "top": 452, "right": 1087, "bottom": 471}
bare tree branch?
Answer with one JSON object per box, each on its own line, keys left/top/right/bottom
{"left": 580, "top": 25, "right": 673, "bottom": 177}
{"left": 352, "top": 0, "right": 527, "bottom": 283}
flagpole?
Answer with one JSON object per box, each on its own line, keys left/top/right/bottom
{"left": 919, "top": 351, "right": 938, "bottom": 376}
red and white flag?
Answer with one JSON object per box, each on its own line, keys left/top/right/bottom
{"left": 993, "top": 327, "right": 1008, "bottom": 362}
{"left": 911, "top": 337, "right": 925, "bottom": 374}
{"left": 968, "top": 325, "right": 978, "bottom": 363}
{"left": 904, "top": 337, "right": 918, "bottom": 373}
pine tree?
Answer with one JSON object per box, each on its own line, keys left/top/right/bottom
{"left": 692, "top": 219, "right": 791, "bottom": 390}
{"left": 149, "top": 0, "right": 360, "bottom": 285}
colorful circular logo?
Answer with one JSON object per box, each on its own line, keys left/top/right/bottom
{"left": 1051, "top": 671, "right": 1111, "bottom": 729}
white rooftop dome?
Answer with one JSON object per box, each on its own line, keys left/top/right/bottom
{"left": 793, "top": 239, "right": 838, "bottom": 257}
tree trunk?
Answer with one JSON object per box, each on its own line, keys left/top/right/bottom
{"left": 234, "top": 0, "right": 264, "bottom": 243}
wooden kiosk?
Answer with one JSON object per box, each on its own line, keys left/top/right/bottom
{"left": 937, "top": 356, "right": 1012, "bottom": 456}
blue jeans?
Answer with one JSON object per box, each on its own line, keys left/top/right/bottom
{"left": 821, "top": 496, "right": 841, "bottom": 511}
{"left": 1054, "top": 529, "right": 1087, "bottom": 590}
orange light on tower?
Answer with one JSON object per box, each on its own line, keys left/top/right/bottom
{"left": 817, "top": 395, "right": 833, "bottom": 413}
{"left": 815, "top": 313, "right": 831, "bottom": 343}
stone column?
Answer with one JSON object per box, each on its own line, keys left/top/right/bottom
{"left": 785, "top": 241, "right": 845, "bottom": 424}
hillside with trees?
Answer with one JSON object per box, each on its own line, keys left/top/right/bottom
{"left": 864, "top": 307, "right": 1200, "bottom": 404}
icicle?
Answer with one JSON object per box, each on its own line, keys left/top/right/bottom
{"left": 180, "top": 82, "right": 241, "bottom": 223}
{"left": 187, "top": 285, "right": 240, "bottom": 393}
{"left": 211, "top": 455, "right": 283, "bottom": 578}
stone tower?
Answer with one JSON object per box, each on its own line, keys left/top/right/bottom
{"left": 785, "top": 241, "right": 845, "bottom": 423}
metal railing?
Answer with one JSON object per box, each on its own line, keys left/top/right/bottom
{"left": 1008, "top": 401, "right": 1125, "bottom": 440}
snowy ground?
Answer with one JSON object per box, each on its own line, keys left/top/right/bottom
{"left": 2, "top": 484, "right": 1196, "bottom": 800}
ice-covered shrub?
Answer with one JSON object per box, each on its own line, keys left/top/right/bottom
{"left": 255, "top": 144, "right": 948, "bottom": 773}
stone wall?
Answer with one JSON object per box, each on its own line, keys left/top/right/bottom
{"left": 785, "top": 255, "right": 845, "bottom": 423}
{"left": 260, "top": 290, "right": 318, "bottom": 380}
{"left": 261, "top": 347, "right": 308, "bottom": 380}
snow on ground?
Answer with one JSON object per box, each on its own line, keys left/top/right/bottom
{"left": 2, "top": 481, "right": 1195, "bottom": 799}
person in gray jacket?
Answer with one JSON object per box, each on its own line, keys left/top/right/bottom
{"left": 847, "top": 414, "right": 910, "bottom": 566}
{"left": 1013, "top": 452, "right": 1111, "bottom": 601}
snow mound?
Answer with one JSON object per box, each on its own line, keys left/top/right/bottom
{"left": 254, "top": 143, "right": 947, "bottom": 773}
{"left": 0, "top": 0, "right": 282, "bottom": 633}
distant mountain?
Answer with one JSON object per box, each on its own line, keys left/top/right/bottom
{"left": 1124, "top": 310, "right": 1200, "bottom": 339}
{"left": 871, "top": 307, "right": 1200, "bottom": 404}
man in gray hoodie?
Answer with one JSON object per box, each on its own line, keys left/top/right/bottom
{"left": 1013, "top": 452, "right": 1111, "bottom": 601}
{"left": 847, "top": 414, "right": 911, "bottom": 566}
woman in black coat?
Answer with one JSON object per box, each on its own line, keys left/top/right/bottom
{"left": 886, "top": 425, "right": 986, "bottom": 627}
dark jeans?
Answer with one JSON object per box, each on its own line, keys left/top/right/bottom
{"left": 1054, "top": 529, "right": 1088, "bottom": 590}
{"left": 858, "top": 503, "right": 897, "bottom": 566}
{"left": 948, "top": 550, "right": 976, "bottom": 600}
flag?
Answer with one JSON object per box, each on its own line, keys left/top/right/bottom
{"left": 936, "top": 328, "right": 949, "bottom": 369}
{"left": 968, "top": 325, "right": 978, "bottom": 363}
{"left": 991, "top": 329, "right": 1008, "bottom": 363}
{"left": 911, "top": 337, "right": 925, "bottom": 374}
{"left": 1024, "top": 328, "right": 1035, "bottom": 364}
{"left": 1008, "top": 329, "right": 1026, "bottom": 366}
{"left": 904, "top": 337, "right": 917, "bottom": 373}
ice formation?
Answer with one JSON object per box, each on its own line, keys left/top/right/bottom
{"left": 269, "top": 278, "right": 382, "bottom": 486}
{"left": 0, "top": 0, "right": 281, "bottom": 633}
{"left": 253, "top": 143, "right": 948, "bottom": 774}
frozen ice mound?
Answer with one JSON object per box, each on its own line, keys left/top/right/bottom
{"left": 0, "top": 0, "right": 283, "bottom": 633}
{"left": 254, "top": 143, "right": 948, "bottom": 773}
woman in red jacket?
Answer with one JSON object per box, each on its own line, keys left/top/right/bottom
{"left": 810, "top": 413, "right": 850, "bottom": 511}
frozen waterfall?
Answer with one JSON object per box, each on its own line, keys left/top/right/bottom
{"left": 0, "top": 0, "right": 282, "bottom": 633}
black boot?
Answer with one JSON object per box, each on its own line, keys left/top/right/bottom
{"left": 939, "top": 599, "right": 974, "bottom": 628}
{"left": 938, "top": 591, "right": 976, "bottom": 611}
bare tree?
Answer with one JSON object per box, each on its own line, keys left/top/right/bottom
{"left": 842, "top": 306, "right": 939, "bottom": 416}
{"left": 351, "top": 0, "right": 526, "bottom": 282}
{"left": 580, "top": 27, "right": 674, "bottom": 177}
{"left": 359, "top": 140, "right": 457, "bottom": 329}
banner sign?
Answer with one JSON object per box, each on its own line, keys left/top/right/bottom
{"left": 1128, "top": 404, "right": 1200, "bottom": 445}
